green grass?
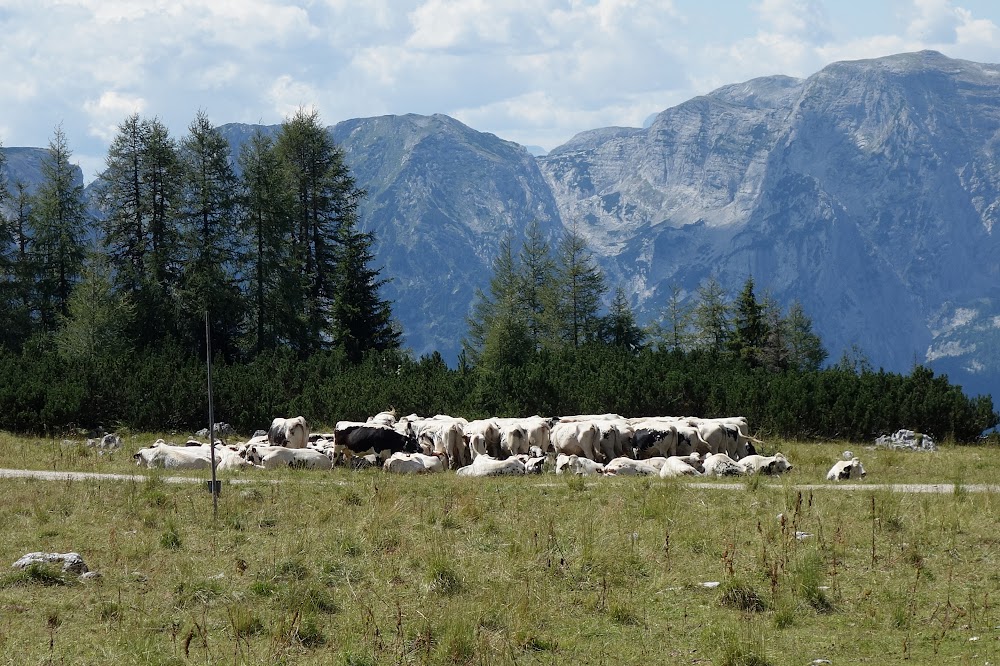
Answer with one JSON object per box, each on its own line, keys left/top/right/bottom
{"left": 0, "top": 434, "right": 997, "bottom": 663}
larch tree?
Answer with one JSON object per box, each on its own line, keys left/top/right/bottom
{"left": 654, "top": 283, "right": 693, "bottom": 353}
{"left": 176, "top": 110, "right": 243, "bottom": 358}
{"left": 238, "top": 129, "right": 301, "bottom": 355}
{"left": 274, "top": 108, "right": 358, "bottom": 353}
{"left": 692, "top": 275, "right": 730, "bottom": 353}
{"left": 95, "top": 114, "right": 183, "bottom": 347}
{"left": 28, "top": 125, "right": 88, "bottom": 331}
{"left": 551, "top": 223, "right": 606, "bottom": 349}
{"left": 786, "top": 300, "right": 827, "bottom": 371}
{"left": 464, "top": 233, "right": 523, "bottom": 365}
{"left": 517, "top": 219, "right": 556, "bottom": 351}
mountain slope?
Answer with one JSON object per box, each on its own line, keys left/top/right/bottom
{"left": 537, "top": 50, "right": 1000, "bottom": 396}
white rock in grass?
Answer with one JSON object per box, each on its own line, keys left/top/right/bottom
{"left": 13, "top": 552, "right": 89, "bottom": 575}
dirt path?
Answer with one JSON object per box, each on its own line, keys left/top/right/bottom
{"left": 1, "top": 467, "right": 997, "bottom": 493}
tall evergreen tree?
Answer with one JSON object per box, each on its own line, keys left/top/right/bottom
{"left": 464, "top": 233, "right": 522, "bottom": 364}
{"left": 602, "top": 286, "right": 644, "bottom": 350}
{"left": 760, "top": 293, "right": 789, "bottom": 371}
{"left": 28, "top": 125, "right": 87, "bottom": 331}
{"left": 275, "top": 108, "right": 363, "bottom": 353}
{"left": 176, "top": 111, "right": 243, "bottom": 358}
{"left": 330, "top": 213, "right": 399, "bottom": 363}
{"left": 729, "top": 276, "right": 767, "bottom": 365}
{"left": 238, "top": 129, "right": 301, "bottom": 355}
{"left": 518, "top": 219, "right": 556, "bottom": 351}
{"left": 551, "top": 224, "right": 606, "bottom": 349}
{"left": 786, "top": 300, "right": 827, "bottom": 371}
{"left": 654, "top": 283, "right": 693, "bottom": 353}
{"left": 692, "top": 275, "right": 730, "bottom": 353}
{"left": 95, "top": 114, "right": 183, "bottom": 346}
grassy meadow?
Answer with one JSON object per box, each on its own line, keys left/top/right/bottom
{"left": 0, "top": 434, "right": 997, "bottom": 665}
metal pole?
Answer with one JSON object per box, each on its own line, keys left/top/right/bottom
{"left": 206, "top": 311, "right": 219, "bottom": 518}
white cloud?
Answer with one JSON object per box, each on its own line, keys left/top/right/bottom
{"left": 267, "top": 75, "right": 322, "bottom": 120}
{"left": 754, "top": 0, "right": 831, "bottom": 41}
{"left": 82, "top": 91, "right": 147, "bottom": 142}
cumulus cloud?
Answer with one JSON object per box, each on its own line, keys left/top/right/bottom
{"left": 3, "top": 0, "right": 1000, "bottom": 184}
{"left": 82, "top": 91, "right": 148, "bottom": 142}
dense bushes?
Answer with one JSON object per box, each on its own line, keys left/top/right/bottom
{"left": 0, "top": 340, "right": 994, "bottom": 443}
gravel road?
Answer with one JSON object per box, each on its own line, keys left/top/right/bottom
{"left": 1, "top": 467, "right": 997, "bottom": 493}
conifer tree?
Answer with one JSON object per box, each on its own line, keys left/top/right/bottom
{"left": 176, "top": 110, "right": 243, "bottom": 358}
{"left": 786, "top": 300, "right": 827, "bottom": 371}
{"left": 275, "top": 108, "right": 366, "bottom": 353}
{"left": 551, "top": 224, "right": 606, "bottom": 348}
{"left": 653, "top": 283, "right": 693, "bottom": 352}
{"left": 602, "top": 286, "right": 644, "bottom": 350}
{"left": 238, "top": 129, "right": 301, "bottom": 355}
{"left": 28, "top": 125, "right": 87, "bottom": 331}
{"left": 330, "top": 213, "right": 399, "bottom": 362}
{"left": 518, "top": 219, "right": 556, "bottom": 350}
{"left": 692, "top": 275, "right": 730, "bottom": 353}
{"left": 464, "top": 233, "right": 522, "bottom": 364}
{"left": 95, "top": 114, "right": 183, "bottom": 346}
{"left": 729, "top": 276, "right": 767, "bottom": 365}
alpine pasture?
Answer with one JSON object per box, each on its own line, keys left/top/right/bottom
{"left": 0, "top": 433, "right": 997, "bottom": 665}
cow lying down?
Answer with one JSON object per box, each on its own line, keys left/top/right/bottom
{"left": 827, "top": 457, "right": 866, "bottom": 481}
{"left": 383, "top": 452, "right": 445, "bottom": 474}
{"left": 456, "top": 455, "right": 526, "bottom": 477}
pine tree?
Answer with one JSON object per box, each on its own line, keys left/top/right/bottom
{"left": 95, "top": 114, "right": 183, "bottom": 346}
{"left": 729, "top": 276, "right": 767, "bottom": 365}
{"left": 28, "top": 125, "right": 88, "bottom": 331}
{"left": 551, "top": 224, "right": 606, "bottom": 348}
{"left": 238, "top": 129, "right": 301, "bottom": 355}
{"left": 786, "top": 300, "right": 827, "bottom": 371}
{"left": 518, "top": 219, "right": 556, "bottom": 350}
{"left": 602, "top": 286, "right": 644, "bottom": 350}
{"left": 176, "top": 110, "right": 243, "bottom": 358}
{"left": 330, "top": 213, "right": 399, "bottom": 363}
{"left": 275, "top": 108, "right": 363, "bottom": 353}
{"left": 692, "top": 275, "right": 730, "bottom": 353}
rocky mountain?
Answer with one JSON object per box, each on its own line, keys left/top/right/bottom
{"left": 536, "top": 50, "right": 1000, "bottom": 398}
{"left": 4, "top": 50, "right": 999, "bottom": 397}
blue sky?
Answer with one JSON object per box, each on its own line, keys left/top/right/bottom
{"left": 2, "top": 0, "right": 999, "bottom": 183}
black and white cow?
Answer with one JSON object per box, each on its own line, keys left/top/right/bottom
{"left": 334, "top": 425, "right": 420, "bottom": 460}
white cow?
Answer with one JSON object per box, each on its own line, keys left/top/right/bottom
{"left": 134, "top": 446, "right": 211, "bottom": 470}
{"left": 741, "top": 453, "right": 793, "bottom": 475}
{"left": 268, "top": 416, "right": 309, "bottom": 449}
{"left": 245, "top": 445, "right": 332, "bottom": 470}
{"left": 658, "top": 454, "right": 704, "bottom": 478}
{"left": 383, "top": 452, "right": 445, "bottom": 474}
{"left": 456, "top": 455, "right": 526, "bottom": 477}
{"left": 464, "top": 419, "right": 501, "bottom": 458}
{"left": 550, "top": 422, "right": 602, "bottom": 461}
{"left": 701, "top": 453, "right": 747, "bottom": 477}
{"left": 827, "top": 458, "right": 866, "bottom": 481}
{"left": 603, "top": 457, "right": 659, "bottom": 476}
{"left": 555, "top": 453, "right": 605, "bottom": 476}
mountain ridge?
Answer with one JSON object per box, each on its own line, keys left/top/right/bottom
{"left": 3, "top": 50, "right": 999, "bottom": 397}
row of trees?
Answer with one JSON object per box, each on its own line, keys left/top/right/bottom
{"left": 0, "top": 114, "right": 996, "bottom": 441}
{"left": 0, "top": 110, "right": 399, "bottom": 369}
{"left": 463, "top": 222, "right": 827, "bottom": 377}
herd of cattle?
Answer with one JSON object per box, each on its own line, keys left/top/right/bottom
{"left": 132, "top": 411, "right": 868, "bottom": 482}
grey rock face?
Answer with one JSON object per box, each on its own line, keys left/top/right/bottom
{"left": 537, "top": 50, "right": 1000, "bottom": 397}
